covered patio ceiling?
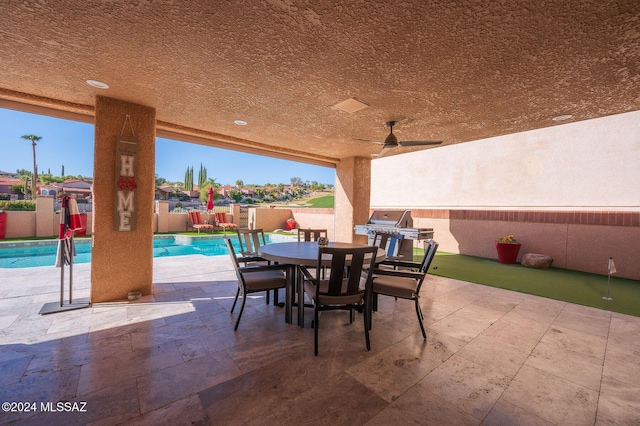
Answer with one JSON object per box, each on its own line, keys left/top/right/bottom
{"left": 2, "top": 0, "right": 639, "bottom": 166}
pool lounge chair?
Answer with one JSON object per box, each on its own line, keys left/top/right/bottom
{"left": 188, "top": 211, "right": 216, "bottom": 233}
{"left": 215, "top": 212, "right": 238, "bottom": 231}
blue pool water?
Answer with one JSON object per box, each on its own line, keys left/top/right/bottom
{"left": 0, "top": 235, "right": 290, "bottom": 269}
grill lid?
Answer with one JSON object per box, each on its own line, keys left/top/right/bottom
{"left": 366, "top": 210, "right": 413, "bottom": 227}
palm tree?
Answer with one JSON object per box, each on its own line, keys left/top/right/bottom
{"left": 21, "top": 134, "right": 42, "bottom": 200}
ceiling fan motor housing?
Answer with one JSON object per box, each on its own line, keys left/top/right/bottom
{"left": 384, "top": 132, "right": 399, "bottom": 147}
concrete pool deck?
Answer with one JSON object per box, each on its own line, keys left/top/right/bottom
{"left": 1, "top": 254, "right": 639, "bottom": 424}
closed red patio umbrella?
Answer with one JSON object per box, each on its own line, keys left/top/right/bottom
{"left": 207, "top": 186, "right": 214, "bottom": 211}
{"left": 206, "top": 186, "right": 214, "bottom": 225}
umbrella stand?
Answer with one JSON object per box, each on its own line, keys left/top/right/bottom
{"left": 61, "top": 238, "right": 73, "bottom": 305}
{"left": 40, "top": 196, "right": 90, "bottom": 315}
{"left": 60, "top": 248, "right": 64, "bottom": 306}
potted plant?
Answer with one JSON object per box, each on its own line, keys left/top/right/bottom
{"left": 495, "top": 234, "right": 521, "bottom": 264}
{"left": 285, "top": 218, "right": 296, "bottom": 230}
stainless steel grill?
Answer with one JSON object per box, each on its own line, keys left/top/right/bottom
{"left": 354, "top": 210, "right": 434, "bottom": 258}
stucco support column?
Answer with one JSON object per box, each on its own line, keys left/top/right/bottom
{"left": 91, "top": 96, "right": 156, "bottom": 302}
{"left": 334, "top": 157, "right": 371, "bottom": 243}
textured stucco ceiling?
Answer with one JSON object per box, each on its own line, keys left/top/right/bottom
{"left": 1, "top": 0, "right": 639, "bottom": 166}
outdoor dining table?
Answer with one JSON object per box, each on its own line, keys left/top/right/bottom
{"left": 258, "top": 241, "right": 386, "bottom": 326}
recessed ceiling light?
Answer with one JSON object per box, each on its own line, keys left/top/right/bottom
{"left": 86, "top": 79, "right": 109, "bottom": 89}
{"left": 552, "top": 114, "right": 573, "bottom": 122}
{"left": 234, "top": 120, "right": 247, "bottom": 126}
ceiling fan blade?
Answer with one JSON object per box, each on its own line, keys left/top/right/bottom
{"left": 361, "top": 121, "right": 442, "bottom": 154}
{"left": 375, "top": 146, "right": 393, "bottom": 158}
{"left": 354, "top": 138, "right": 385, "bottom": 145}
{"left": 398, "top": 140, "right": 443, "bottom": 147}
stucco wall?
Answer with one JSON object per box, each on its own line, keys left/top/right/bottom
{"left": 169, "top": 212, "right": 189, "bottom": 232}
{"left": 290, "top": 208, "right": 335, "bottom": 241}
{"left": 2, "top": 211, "right": 35, "bottom": 239}
{"left": 371, "top": 110, "right": 640, "bottom": 210}
{"left": 248, "top": 207, "right": 335, "bottom": 240}
{"left": 335, "top": 157, "right": 371, "bottom": 243}
{"left": 412, "top": 214, "right": 639, "bottom": 280}
{"left": 249, "top": 207, "right": 291, "bottom": 231}
{"left": 1, "top": 198, "right": 93, "bottom": 239}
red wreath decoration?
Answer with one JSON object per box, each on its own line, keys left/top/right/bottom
{"left": 117, "top": 175, "right": 137, "bottom": 191}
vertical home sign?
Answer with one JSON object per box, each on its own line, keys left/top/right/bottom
{"left": 114, "top": 136, "right": 138, "bottom": 231}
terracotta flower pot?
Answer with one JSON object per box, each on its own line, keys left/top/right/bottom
{"left": 495, "top": 241, "right": 521, "bottom": 264}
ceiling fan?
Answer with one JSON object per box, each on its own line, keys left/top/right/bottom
{"left": 356, "top": 121, "right": 442, "bottom": 157}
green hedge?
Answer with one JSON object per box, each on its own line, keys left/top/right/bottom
{"left": 0, "top": 200, "right": 36, "bottom": 211}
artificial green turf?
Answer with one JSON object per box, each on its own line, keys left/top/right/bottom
{"left": 427, "top": 252, "right": 640, "bottom": 317}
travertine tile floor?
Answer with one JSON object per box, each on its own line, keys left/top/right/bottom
{"left": 1, "top": 255, "right": 639, "bottom": 425}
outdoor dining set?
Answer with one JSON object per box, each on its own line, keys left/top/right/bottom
{"left": 225, "top": 228, "right": 438, "bottom": 356}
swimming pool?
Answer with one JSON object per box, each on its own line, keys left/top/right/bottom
{"left": 0, "top": 234, "right": 294, "bottom": 268}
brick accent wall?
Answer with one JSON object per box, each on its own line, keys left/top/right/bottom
{"left": 412, "top": 209, "right": 640, "bottom": 227}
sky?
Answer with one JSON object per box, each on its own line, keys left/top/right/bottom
{"left": 0, "top": 108, "right": 336, "bottom": 186}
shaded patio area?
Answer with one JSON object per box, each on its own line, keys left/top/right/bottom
{"left": 1, "top": 255, "right": 639, "bottom": 425}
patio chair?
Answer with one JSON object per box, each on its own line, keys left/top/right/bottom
{"left": 188, "top": 211, "right": 216, "bottom": 233}
{"left": 301, "top": 245, "right": 378, "bottom": 356}
{"left": 216, "top": 212, "right": 238, "bottom": 231}
{"left": 297, "top": 228, "right": 329, "bottom": 281}
{"left": 225, "top": 238, "right": 287, "bottom": 330}
{"left": 297, "top": 228, "right": 327, "bottom": 242}
{"left": 370, "top": 239, "right": 439, "bottom": 340}
{"left": 236, "top": 228, "right": 281, "bottom": 306}
{"left": 236, "top": 228, "right": 267, "bottom": 259}
{"left": 372, "top": 231, "right": 405, "bottom": 266}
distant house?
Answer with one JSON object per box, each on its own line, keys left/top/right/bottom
{"left": 218, "top": 185, "right": 235, "bottom": 198}
{"left": 240, "top": 187, "right": 255, "bottom": 197}
{"left": 41, "top": 179, "right": 93, "bottom": 199}
{"left": 40, "top": 183, "right": 63, "bottom": 197}
{"left": 156, "top": 185, "right": 174, "bottom": 200}
{"left": 0, "top": 177, "right": 24, "bottom": 199}
{"left": 0, "top": 170, "right": 18, "bottom": 178}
